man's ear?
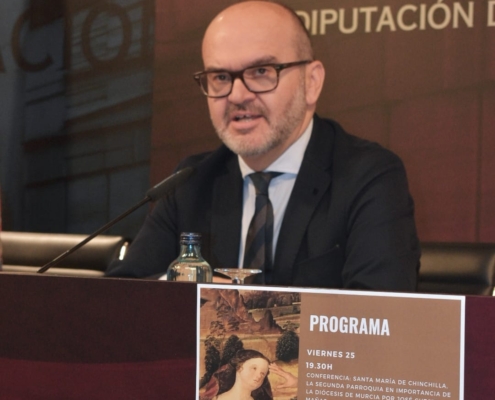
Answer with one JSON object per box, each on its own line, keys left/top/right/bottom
{"left": 305, "top": 60, "right": 325, "bottom": 106}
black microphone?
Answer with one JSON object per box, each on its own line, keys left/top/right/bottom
{"left": 37, "top": 167, "right": 194, "bottom": 274}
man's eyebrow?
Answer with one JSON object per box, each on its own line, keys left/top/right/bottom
{"left": 246, "top": 56, "right": 279, "bottom": 66}
{"left": 204, "top": 56, "right": 279, "bottom": 72}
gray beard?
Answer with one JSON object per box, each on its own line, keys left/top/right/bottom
{"left": 214, "top": 82, "right": 307, "bottom": 158}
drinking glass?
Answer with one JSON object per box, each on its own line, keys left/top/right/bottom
{"left": 214, "top": 268, "right": 261, "bottom": 284}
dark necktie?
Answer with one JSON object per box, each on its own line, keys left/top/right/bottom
{"left": 243, "top": 172, "right": 281, "bottom": 284}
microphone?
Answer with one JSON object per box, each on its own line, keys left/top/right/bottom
{"left": 37, "top": 167, "right": 194, "bottom": 274}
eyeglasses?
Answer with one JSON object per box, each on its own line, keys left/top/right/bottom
{"left": 193, "top": 60, "right": 312, "bottom": 98}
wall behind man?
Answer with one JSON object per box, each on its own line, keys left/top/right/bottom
{"left": 2, "top": 0, "right": 493, "bottom": 244}
{"left": 0, "top": 0, "right": 155, "bottom": 238}
{"left": 151, "top": 0, "right": 495, "bottom": 243}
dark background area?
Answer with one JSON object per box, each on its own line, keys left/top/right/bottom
{"left": 0, "top": 0, "right": 154, "bottom": 238}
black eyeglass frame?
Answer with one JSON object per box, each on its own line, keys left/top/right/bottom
{"left": 193, "top": 60, "right": 312, "bottom": 98}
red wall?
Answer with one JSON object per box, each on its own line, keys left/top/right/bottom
{"left": 151, "top": 0, "right": 495, "bottom": 243}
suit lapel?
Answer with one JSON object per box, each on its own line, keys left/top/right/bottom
{"left": 274, "top": 116, "right": 335, "bottom": 284}
{"left": 210, "top": 154, "right": 243, "bottom": 269}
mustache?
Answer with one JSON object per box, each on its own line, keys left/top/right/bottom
{"left": 224, "top": 103, "right": 267, "bottom": 119}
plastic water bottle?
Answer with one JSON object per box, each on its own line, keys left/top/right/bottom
{"left": 166, "top": 232, "right": 212, "bottom": 282}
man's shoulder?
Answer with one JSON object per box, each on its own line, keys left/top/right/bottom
{"left": 317, "top": 116, "right": 403, "bottom": 167}
{"left": 311, "top": 116, "right": 406, "bottom": 188}
{"left": 178, "top": 144, "right": 236, "bottom": 171}
{"left": 179, "top": 151, "right": 213, "bottom": 168}
{"left": 316, "top": 117, "right": 393, "bottom": 154}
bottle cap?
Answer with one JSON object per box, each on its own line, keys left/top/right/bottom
{"left": 180, "top": 232, "right": 202, "bottom": 245}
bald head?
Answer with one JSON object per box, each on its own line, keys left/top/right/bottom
{"left": 268, "top": 2, "right": 314, "bottom": 60}
{"left": 199, "top": 1, "right": 325, "bottom": 171}
{"left": 202, "top": 1, "right": 313, "bottom": 67}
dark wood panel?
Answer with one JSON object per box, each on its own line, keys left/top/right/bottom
{"left": 0, "top": 274, "right": 196, "bottom": 363}
{"left": 0, "top": 274, "right": 495, "bottom": 397}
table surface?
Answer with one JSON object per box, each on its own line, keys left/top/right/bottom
{"left": 0, "top": 273, "right": 493, "bottom": 398}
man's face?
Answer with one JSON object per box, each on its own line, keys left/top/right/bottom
{"left": 201, "top": 5, "right": 310, "bottom": 168}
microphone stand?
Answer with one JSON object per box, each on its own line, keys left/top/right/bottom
{"left": 37, "top": 167, "right": 194, "bottom": 274}
{"left": 37, "top": 197, "right": 150, "bottom": 274}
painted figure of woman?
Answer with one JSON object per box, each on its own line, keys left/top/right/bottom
{"left": 200, "top": 349, "right": 273, "bottom": 400}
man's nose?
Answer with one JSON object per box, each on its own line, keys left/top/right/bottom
{"left": 227, "top": 77, "right": 256, "bottom": 103}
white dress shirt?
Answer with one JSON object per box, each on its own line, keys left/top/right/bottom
{"left": 237, "top": 119, "right": 313, "bottom": 268}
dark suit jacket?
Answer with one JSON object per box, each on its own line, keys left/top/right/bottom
{"left": 106, "top": 115, "right": 420, "bottom": 291}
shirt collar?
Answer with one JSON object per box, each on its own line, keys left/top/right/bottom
{"left": 238, "top": 118, "right": 313, "bottom": 178}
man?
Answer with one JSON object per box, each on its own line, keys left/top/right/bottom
{"left": 106, "top": 1, "right": 420, "bottom": 291}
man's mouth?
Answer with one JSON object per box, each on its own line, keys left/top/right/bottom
{"left": 233, "top": 114, "right": 258, "bottom": 122}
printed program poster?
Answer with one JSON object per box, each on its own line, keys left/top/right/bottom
{"left": 197, "top": 285, "right": 464, "bottom": 400}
